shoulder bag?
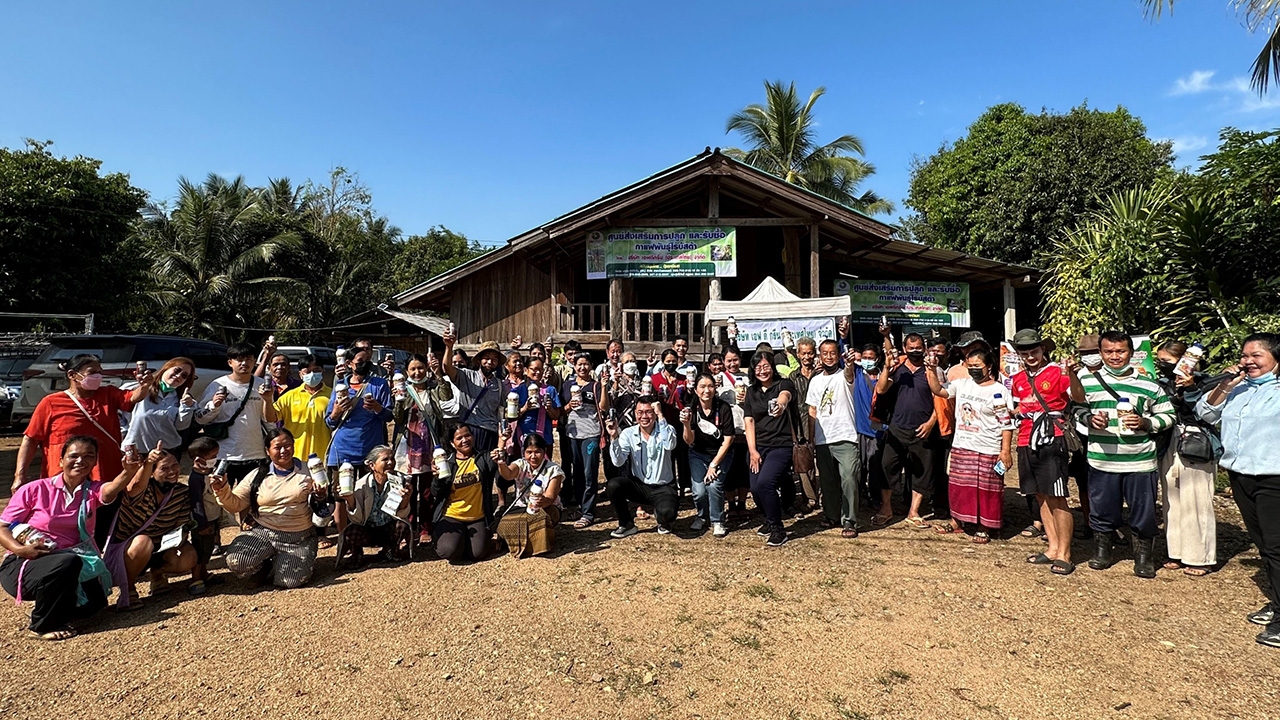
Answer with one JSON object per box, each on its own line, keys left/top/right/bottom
{"left": 786, "top": 391, "right": 815, "bottom": 475}
{"left": 1027, "top": 374, "right": 1083, "bottom": 454}
{"left": 202, "top": 383, "right": 254, "bottom": 441}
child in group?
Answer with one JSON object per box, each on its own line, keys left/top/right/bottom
{"left": 186, "top": 437, "right": 224, "bottom": 595}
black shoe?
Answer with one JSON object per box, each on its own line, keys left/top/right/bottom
{"left": 1088, "top": 532, "right": 1114, "bottom": 571}
{"left": 1132, "top": 536, "right": 1156, "bottom": 579}
{"left": 756, "top": 523, "right": 773, "bottom": 537}
{"left": 1248, "top": 603, "right": 1277, "bottom": 626}
{"left": 766, "top": 528, "right": 789, "bottom": 547}
{"left": 1257, "top": 623, "right": 1280, "bottom": 648}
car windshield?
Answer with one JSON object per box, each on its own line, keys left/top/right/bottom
{"left": 0, "top": 356, "right": 36, "bottom": 377}
{"left": 40, "top": 341, "right": 136, "bottom": 364}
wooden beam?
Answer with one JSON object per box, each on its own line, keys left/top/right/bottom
{"left": 708, "top": 177, "right": 720, "bottom": 219}
{"left": 609, "top": 278, "right": 623, "bottom": 338}
{"left": 809, "top": 224, "right": 820, "bottom": 298}
{"left": 616, "top": 217, "right": 809, "bottom": 227}
{"left": 783, "top": 227, "right": 802, "bottom": 294}
{"left": 1002, "top": 279, "right": 1017, "bottom": 342}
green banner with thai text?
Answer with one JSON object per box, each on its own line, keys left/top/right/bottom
{"left": 586, "top": 227, "right": 736, "bottom": 279}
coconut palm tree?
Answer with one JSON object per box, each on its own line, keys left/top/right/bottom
{"left": 725, "top": 80, "right": 892, "bottom": 214}
{"left": 135, "top": 174, "right": 302, "bottom": 340}
{"left": 1144, "top": 1, "right": 1280, "bottom": 92}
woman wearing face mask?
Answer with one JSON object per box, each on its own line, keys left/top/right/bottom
{"left": 1151, "top": 341, "right": 1217, "bottom": 577}
{"left": 682, "top": 373, "right": 736, "bottom": 536}
{"left": 1197, "top": 333, "right": 1280, "bottom": 647}
{"left": 274, "top": 355, "right": 333, "bottom": 462}
{"left": 122, "top": 357, "right": 198, "bottom": 459}
{"left": 925, "top": 347, "right": 1014, "bottom": 542}
{"left": 104, "top": 442, "right": 198, "bottom": 608}
{"left": 494, "top": 433, "right": 565, "bottom": 558}
{"left": 15, "top": 354, "right": 147, "bottom": 545}
{"left": 392, "top": 353, "right": 452, "bottom": 538}
{"left": 717, "top": 347, "right": 751, "bottom": 519}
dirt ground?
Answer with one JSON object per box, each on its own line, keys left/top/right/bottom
{"left": 0, "top": 433, "right": 1276, "bottom": 720}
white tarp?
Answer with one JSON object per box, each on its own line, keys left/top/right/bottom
{"left": 704, "top": 276, "right": 851, "bottom": 323}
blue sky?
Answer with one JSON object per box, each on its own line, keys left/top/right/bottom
{"left": 2, "top": 1, "right": 1275, "bottom": 245}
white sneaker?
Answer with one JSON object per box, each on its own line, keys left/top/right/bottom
{"left": 656, "top": 524, "right": 671, "bottom": 535}
{"left": 712, "top": 522, "right": 727, "bottom": 537}
{"left": 689, "top": 517, "right": 706, "bottom": 531}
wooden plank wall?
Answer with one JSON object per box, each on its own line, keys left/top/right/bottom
{"left": 450, "top": 255, "right": 555, "bottom": 344}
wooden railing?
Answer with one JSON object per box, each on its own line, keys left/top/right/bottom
{"left": 557, "top": 303, "right": 610, "bottom": 333}
{"left": 622, "top": 309, "right": 704, "bottom": 343}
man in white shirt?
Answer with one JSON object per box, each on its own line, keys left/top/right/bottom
{"left": 807, "top": 339, "right": 864, "bottom": 537}
{"left": 195, "top": 342, "right": 277, "bottom": 485}
{"left": 605, "top": 399, "right": 679, "bottom": 538}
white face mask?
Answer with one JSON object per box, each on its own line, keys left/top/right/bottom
{"left": 1080, "top": 353, "right": 1103, "bottom": 369}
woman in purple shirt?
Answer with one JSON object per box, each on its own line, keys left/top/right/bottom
{"left": 0, "top": 436, "right": 131, "bottom": 640}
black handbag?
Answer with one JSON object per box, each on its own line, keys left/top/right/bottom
{"left": 1175, "top": 424, "right": 1221, "bottom": 464}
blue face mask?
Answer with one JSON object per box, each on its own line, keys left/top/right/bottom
{"left": 1104, "top": 364, "right": 1130, "bottom": 377}
{"left": 301, "top": 371, "right": 323, "bottom": 388}
{"left": 1245, "top": 372, "right": 1278, "bottom": 387}
{"left": 859, "top": 359, "right": 878, "bottom": 371}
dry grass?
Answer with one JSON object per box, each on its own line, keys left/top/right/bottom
{"left": 1, "top": 436, "right": 1277, "bottom": 719}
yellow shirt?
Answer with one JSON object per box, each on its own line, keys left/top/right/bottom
{"left": 275, "top": 384, "right": 333, "bottom": 462}
{"left": 445, "top": 457, "right": 485, "bottom": 522}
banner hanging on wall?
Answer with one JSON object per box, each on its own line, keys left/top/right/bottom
{"left": 735, "top": 317, "right": 837, "bottom": 348}
{"left": 833, "top": 278, "right": 970, "bottom": 327}
{"left": 586, "top": 227, "right": 737, "bottom": 279}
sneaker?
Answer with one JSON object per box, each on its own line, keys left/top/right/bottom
{"left": 656, "top": 525, "right": 671, "bottom": 535}
{"left": 766, "top": 528, "right": 789, "bottom": 547}
{"left": 1257, "top": 623, "right": 1280, "bottom": 649}
{"left": 1249, "top": 603, "right": 1277, "bottom": 626}
{"left": 610, "top": 525, "right": 639, "bottom": 539}
{"left": 756, "top": 523, "right": 773, "bottom": 537}
{"left": 689, "top": 517, "right": 706, "bottom": 531}
{"left": 712, "top": 522, "right": 727, "bottom": 538}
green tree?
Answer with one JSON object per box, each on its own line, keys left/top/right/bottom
{"left": 905, "top": 103, "right": 1173, "bottom": 265}
{"left": 0, "top": 140, "right": 147, "bottom": 330}
{"left": 725, "top": 80, "right": 892, "bottom": 215}
{"left": 134, "top": 174, "right": 301, "bottom": 341}
{"left": 389, "top": 226, "right": 486, "bottom": 294}
{"left": 1144, "top": 1, "right": 1280, "bottom": 93}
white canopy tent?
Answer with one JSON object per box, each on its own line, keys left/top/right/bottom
{"left": 704, "top": 276, "right": 851, "bottom": 324}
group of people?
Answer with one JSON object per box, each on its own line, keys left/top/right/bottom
{"left": 4, "top": 325, "right": 1279, "bottom": 649}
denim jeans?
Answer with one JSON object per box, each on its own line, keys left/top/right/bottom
{"left": 689, "top": 447, "right": 734, "bottom": 524}
{"left": 569, "top": 436, "right": 602, "bottom": 521}
{"left": 750, "top": 445, "right": 794, "bottom": 527}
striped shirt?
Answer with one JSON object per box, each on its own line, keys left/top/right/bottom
{"left": 1080, "top": 369, "right": 1174, "bottom": 473}
{"left": 112, "top": 480, "right": 192, "bottom": 542}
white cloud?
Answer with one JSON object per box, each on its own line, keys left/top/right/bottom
{"left": 1166, "top": 135, "right": 1209, "bottom": 157}
{"left": 1170, "top": 70, "right": 1216, "bottom": 95}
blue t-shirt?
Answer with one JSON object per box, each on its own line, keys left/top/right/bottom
{"left": 324, "top": 376, "right": 393, "bottom": 465}
{"left": 517, "top": 384, "right": 560, "bottom": 445}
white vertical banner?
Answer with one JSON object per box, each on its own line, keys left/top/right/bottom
{"left": 734, "top": 317, "right": 836, "bottom": 348}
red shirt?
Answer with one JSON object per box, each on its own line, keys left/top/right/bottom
{"left": 1009, "top": 365, "right": 1071, "bottom": 447}
{"left": 648, "top": 372, "right": 687, "bottom": 424}
{"left": 25, "top": 387, "right": 133, "bottom": 482}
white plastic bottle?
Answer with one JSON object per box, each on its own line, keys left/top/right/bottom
{"left": 526, "top": 479, "right": 544, "bottom": 515}
{"left": 506, "top": 391, "right": 520, "bottom": 419}
{"left": 432, "top": 446, "right": 450, "bottom": 478}
{"left": 1115, "top": 397, "right": 1135, "bottom": 435}
{"left": 781, "top": 326, "right": 795, "bottom": 350}
{"left": 307, "top": 453, "right": 328, "bottom": 487}
{"left": 992, "top": 392, "right": 1011, "bottom": 425}
{"left": 526, "top": 381, "right": 540, "bottom": 409}
{"left": 335, "top": 345, "right": 348, "bottom": 366}
{"left": 338, "top": 462, "right": 356, "bottom": 494}
{"left": 727, "top": 315, "right": 738, "bottom": 339}
{"left": 1175, "top": 342, "right": 1205, "bottom": 379}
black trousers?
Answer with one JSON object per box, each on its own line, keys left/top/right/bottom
{"left": 1230, "top": 471, "right": 1280, "bottom": 605}
{"left": 882, "top": 424, "right": 934, "bottom": 497}
{"left": 0, "top": 553, "right": 107, "bottom": 633}
{"left": 606, "top": 474, "right": 678, "bottom": 529}
{"left": 929, "top": 431, "right": 953, "bottom": 516}
{"left": 432, "top": 518, "right": 489, "bottom": 565}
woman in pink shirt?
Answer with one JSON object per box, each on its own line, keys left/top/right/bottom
{"left": 0, "top": 436, "right": 131, "bottom": 640}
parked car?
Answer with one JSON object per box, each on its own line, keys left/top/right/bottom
{"left": 10, "top": 335, "right": 229, "bottom": 429}
{"left": 275, "top": 345, "right": 337, "bottom": 368}
{"left": 0, "top": 353, "right": 39, "bottom": 428}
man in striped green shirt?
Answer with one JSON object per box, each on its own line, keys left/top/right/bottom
{"left": 1081, "top": 331, "right": 1175, "bottom": 579}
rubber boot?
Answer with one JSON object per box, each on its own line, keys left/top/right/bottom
{"left": 1132, "top": 535, "right": 1156, "bottom": 579}
{"left": 1088, "top": 531, "right": 1114, "bottom": 570}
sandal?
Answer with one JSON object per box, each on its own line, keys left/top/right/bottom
{"left": 841, "top": 527, "right": 858, "bottom": 539}
{"left": 1183, "top": 566, "right": 1211, "bottom": 577}
{"left": 905, "top": 516, "right": 932, "bottom": 530}
{"left": 1019, "top": 524, "right": 1044, "bottom": 539}
{"left": 635, "top": 509, "right": 651, "bottom": 520}
{"left": 187, "top": 580, "right": 207, "bottom": 596}
{"left": 871, "top": 512, "right": 893, "bottom": 527}
{"left": 318, "top": 537, "right": 336, "bottom": 550}
{"left": 1026, "top": 552, "right": 1053, "bottom": 565}
{"left": 972, "top": 531, "right": 991, "bottom": 545}
{"left": 934, "top": 522, "right": 963, "bottom": 535}
{"left": 30, "top": 627, "right": 76, "bottom": 641}
{"left": 573, "top": 517, "right": 594, "bottom": 529}
{"left": 1162, "top": 561, "right": 1183, "bottom": 570}
{"left": 1051, "top": 559, "right": 1076, "bottom": 575}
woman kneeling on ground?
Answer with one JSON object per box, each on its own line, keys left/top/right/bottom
{"left": 105, "top": 442, "right": 199, "bottom": 608}
{"left": 494, "top": 433, "right": 565, "bottom": 558}
{"left": 429, "top": 424, "right": 497, "bottom": 564}
{"left": 340, "top": 445, "right": 412, "bottom": 564}
{"left": 0, "top": 436, "right": 127, "bottom": 640}
{"left": 210, "top": 428, "right": 325, "bottom": 588}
